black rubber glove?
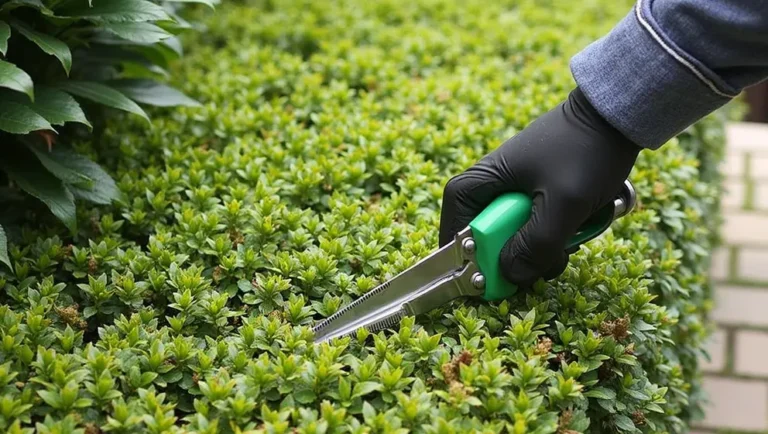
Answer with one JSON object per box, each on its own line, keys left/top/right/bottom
{"left": 439, "top": 86, "right": 642, "bottom": 288}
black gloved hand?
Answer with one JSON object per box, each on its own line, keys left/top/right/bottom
{"left": 439, "top": 86, "right": 642, "bottom": 288}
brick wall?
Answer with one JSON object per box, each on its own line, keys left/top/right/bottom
{"left": 693, "top": 122, "right": 768, "bottom": 434}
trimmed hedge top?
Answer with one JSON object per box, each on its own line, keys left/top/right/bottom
{"left": 0, "top": 0, "right": 727, "bottom": 433}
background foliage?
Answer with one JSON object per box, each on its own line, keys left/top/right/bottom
{"left": 0, "top": 0, "right": 217, "bottom": 268}
{"left": 0, "top": 0, "right": 732, "bottom": 432}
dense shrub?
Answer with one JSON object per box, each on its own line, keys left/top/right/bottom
{"left": 0, "top": 0, "right": 217, "bottom": 267}
{"left": 0, "top": 0, "right": 733, "bottom": 433}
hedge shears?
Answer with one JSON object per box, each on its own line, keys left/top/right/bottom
{"left": 312, "top": 180, "right": 637, "bottom": 345}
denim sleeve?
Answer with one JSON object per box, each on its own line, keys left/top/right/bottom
{"left": 570, "top": 0, "right": 768, "bottom": 150}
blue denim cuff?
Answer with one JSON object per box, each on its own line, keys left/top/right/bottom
{"left": 570, "top": 0, "right": 737, "bottom": 150}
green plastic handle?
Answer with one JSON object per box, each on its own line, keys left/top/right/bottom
{"left": 468, "top": 192, "right": 615, "bottom": 301}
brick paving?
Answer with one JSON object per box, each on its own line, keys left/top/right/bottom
{"left": 694, "top": 122, "right": 768, "bottom": 433}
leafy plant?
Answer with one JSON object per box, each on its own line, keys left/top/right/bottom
{"left": 0, "top": 0, "right": 218, "bottom": 268}
{"left": 0, "top": 0, "right": 734, "bottom": 432}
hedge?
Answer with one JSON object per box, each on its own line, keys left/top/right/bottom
{"left": 0, "top": 0, "right": 733, "bottom": 433}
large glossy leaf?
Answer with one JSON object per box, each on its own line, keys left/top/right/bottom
{"left": 1, "top": 0, "right": 53, "bottom": 15}
{"left": 124, "top": 39, "right": 181, "bottom": 70}
{"left": 0, "top": 144, "right": 76, "bottom": 233}
{"left": 0, "top": 225, "right": 10, "bottom": 271}
{"left": 161, "top": 0, "right": 218, "bottom": 10}
{"left": 102, "top": 22, "right": 172, "bottom": 44}
{"left": 0, "top": 20, "right": 9, "bottom": 56}
{"left": 54, "top": 148, "right": 120, "bottom": 205}
{"left": 58, "top": 0, "right": 171, "bottom": 23}
{"left": 6, "top": 86, "right": 91, "bottom": 128}
{"left": 0, "top": 60, "right": 34, "bottom": 101}
{"left": 25, "top": 142, "right": 92, "bottom": 186}
{"left": 110, "top": 79, "right": 201, "bottom": 107}
{"left": 10, "top": 19, "right": 72, "bottom": 75}
{"left": 0, "top": 100, "right": 53, "bottom": 134}
{"left": 58, "top": 81, "right": 150, "bottom": 123}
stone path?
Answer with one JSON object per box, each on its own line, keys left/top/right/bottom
{"left": 693, "top": 122, "right": 768, "bottom": 434}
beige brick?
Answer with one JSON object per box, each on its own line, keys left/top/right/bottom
{"left": 752, "top": 156, "right": 768, "bottom": 180}
{"left": 735, "top": 330, "right": 768, "bottom": 377}
{"left": 722, "top": 180, "right": 745, "bottom": 209}
{"left": 698, "top": 376, "right": 768, "bottom": 431}
{"left": 722, "top": 212, "right": 768, "bottom": 245}
{"left": 722, "top": 152, "right": 745, "bottom": 178}
{"left": 755, "top": 183, "right": 768, "bottom": 210}
{"left": 727, "top": 122, "right": 768, "bottom": 152}
{"left": 701, "top": 329, "right": 727, "bottom": 373}
{"left": 738, "top": 248, "right": 768, "bottom": 282}
{"left": 710, "top": 286, "right": 768, "bottom": 327}
{"left": 709, "top": 247, "right": 730, "bottom": 281}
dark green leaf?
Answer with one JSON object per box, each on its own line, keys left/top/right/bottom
{"left": 0, "top": 20, "right": 9, "bottom": 56}
{"left": 102, "top": 22, "right": 172, "bottom": 43}
{"left": 9, "top": 19, "right": 72, "bottom": 75}
{"left": 1, "top": 0, "right": 52, "bottom": 15}
{"left": 51, "top": 147, "right": 120, "bottom": 205}
{"left": 0, "top": 225, "right": 11, "bottom": 271}
{"left": 0, "top": 144, "right": 76, "bottom": 232}
{"left": 161, "top": 0, "right": 217, "bottom": 9}
{"left": 583, "top": 387, "right": 616, "bottom": 400}
{"left": 58, "top": 81, "right": 149, "bottom": 123}
{"left": 614, "top": 415, "right": 636, "bottom": 432}
{"left": 0, "top": 100, "right": 53, "bottom": 134}
{"left": 25, "top": 142, "right": 92, "bottom": 186}
{"left": 58, "top": 0, "right": 171, "bottom": 23}
{"left": 83, "top": 306, "right": 97, "bottom": 318}
{"left": 0, "top": 60, "right": 34, "bottom": 101}
{"left": 110, "top": 79, "right": 200, "bottom": 107}
{"left": 163, "top": 37, "right": 183, "bottom": 56}
{"left": 293, "top": 389, "right": 316, "bottom": 404}
{"left": 5, "top": 86, "right": 91, "bottom": 128}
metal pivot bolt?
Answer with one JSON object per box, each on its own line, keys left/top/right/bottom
{"left": 462, "top": 238, "right": 476, "bottom": 255}
{"left": 471, "top": 272, "right": 485, "bottom": 289}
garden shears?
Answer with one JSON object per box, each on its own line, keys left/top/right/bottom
{"left": 311, "top": 179, "right": 637, "bottom": 345}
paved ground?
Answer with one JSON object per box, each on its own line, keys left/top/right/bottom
{"left": 693, "top": 122, "right": 768, "bottom": 434}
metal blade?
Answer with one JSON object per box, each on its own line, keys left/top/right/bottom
{"left": 312, "top": 228, "right": 473, "bottom": 345}
{"left": 311, "top": 260, "right": 482, "bottom": 344}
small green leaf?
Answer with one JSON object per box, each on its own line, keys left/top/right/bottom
{"left": 9, "top": 20, "right": 72, "bottom": 75}
{"left": 0, "top": 100, "right": 53, "bottom": 134}
{"left": 109, "top": 79, "right": 201, "bottom": 107}
{"left": 102, "top": 22, "right": 172, "bottom": 44}
{"left": 0, "top": 20, "right": 9, "bottom": 55}
{"left": 0, "top": 143, "right": 76, "bottom": 232}
{"left": 37, "top": 390, "right": 62, "bottom": 409}
{"left": 58, "top": 0, "right": 171, "bottom": 23}
{"left": 0, "top": 225, "right": 11, "bottom": 271}
{"left": 58, "top": 81, "right": 149, "bottom": 123}
{"left": 0, "top": 60, "right": 34, "bottom": 101}
{"left": 352, "top": 381, "right": 383, "bottom": 398}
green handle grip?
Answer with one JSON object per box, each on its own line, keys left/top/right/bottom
{"left": 468, "top": 192, "right": 617, "bottom": 301}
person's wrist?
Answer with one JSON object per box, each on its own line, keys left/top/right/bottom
{"left": 568, "top": 86, "right": 643, "bottom": 158}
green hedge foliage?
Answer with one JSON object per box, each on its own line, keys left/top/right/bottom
{"left": 0, "top": 0, "right": 731, "bottom": 433}
{"left": 0, "top": 0, "right": 218, "bottom": 267}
